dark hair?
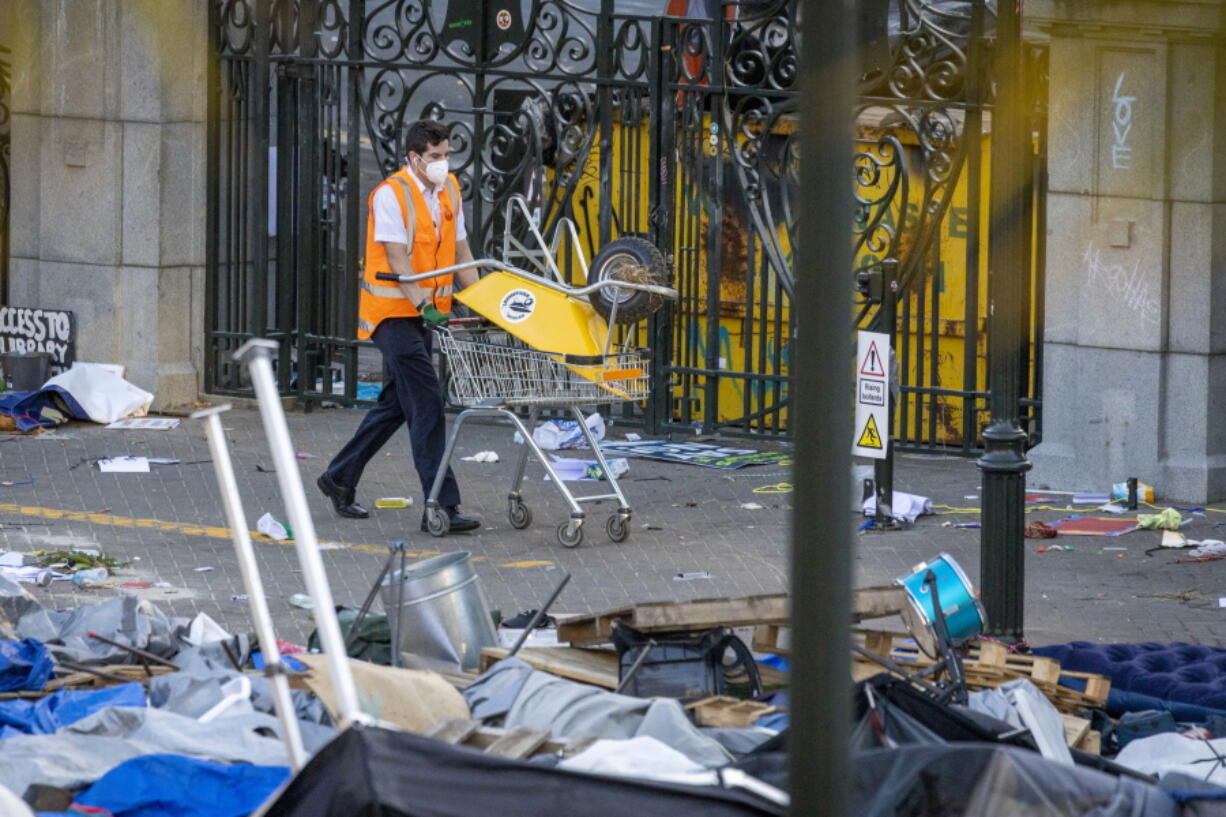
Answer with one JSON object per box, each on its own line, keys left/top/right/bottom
{"left": 405, "top": 120, "right": 451, "bottom": 157}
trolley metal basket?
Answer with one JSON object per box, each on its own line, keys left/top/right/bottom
{"left": 438, "top": 325, "right": 651, "bottom": 408}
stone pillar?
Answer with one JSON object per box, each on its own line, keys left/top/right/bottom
{"left": 3, "top": 0, "right": 206, "bottom": 409}
{"left": 1027, "top": 0, "right": 1226, "bottom": 503}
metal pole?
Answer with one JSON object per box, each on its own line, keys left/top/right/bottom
{"left": 977, "top": 0, "right": 1032, "bottom": 642}
{"left": 874, "top": 259, "right": 898, "bottom": 528}
{"left": 236, "top": 339, "right": 365, "bottom": 726}
{"left": 792, "top": 0, "right": 854, "bottom": 814}
{"left": 192, "top": 403, "right": 307, "bottom": 769}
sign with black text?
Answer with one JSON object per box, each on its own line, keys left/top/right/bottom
{"left": 0, "top": 307, "right": 76, "bottom": 374}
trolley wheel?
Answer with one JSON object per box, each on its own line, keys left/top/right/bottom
{"left": 557, "top": 521, "right": 584, "bottom": 549}
{"left": 588, "top": 237, "right": 668, "bottom": 325}
{"left": 606, "top": 514, "right": 630, "bottom": 543}
{"left": 508, "top": 499, "right": 533, "bottom": 530}
{"left": 426, "top": 507, "right": 450, "bottom": 538}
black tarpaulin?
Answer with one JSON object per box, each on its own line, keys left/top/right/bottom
{"left": 261, "top": 724, "right": 786, "bottom": 817}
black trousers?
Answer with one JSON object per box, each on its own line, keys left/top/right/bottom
{"left": 324, "top": 317, "right": 461, "bottom": 507}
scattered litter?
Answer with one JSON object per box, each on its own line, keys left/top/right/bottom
{"left": 71, "top": 568, "right": 110, "bottom": 587}
{"left": 318, "top": 542, "right": 347, "bottom": 551}
{"left": 752, "top": 482, "right": 793, "bottom": 494}
{"left": 374, "top": 497, "right": 413, "bottom": 509}
{"left": 1073, "top": 493, "right": 1111, "bottom": 505}
{"left": 194, "top": 566, "right": 215, "bottom": 573}
{"left": 545, "top": 456, "right": 629, "bottom": 482}
{"left": 461, "top": 450, "right": 500, "bottom": 463}
{"left": 257, "top": 513, "right": 292, "bottom": 541}
{"left": 863, "top": 491, "right": 932, "bottom": 523}
{"left": 515, "top": 412, "right": 605, "bottom": 450}
{"left": 624, "top": 432, "right": 642, "bottom": 441}
{"left": 1137, "top": 507, "right": 1182, "bottom": 530}
{"left": 255, "top": 464, "right": 275, "bottom": 473}
{"left": 0, "top": 551, "right": 34, "bottom": 567}
{"left": 120, "top": 581, "right": 153, "bottom": 589}
{"left": 1046, "top": 516, "right": 1139, "bottom": 536}
{"left": 1189, "top": 541, "right": 1226, "bottom": 558}
{"left": 964, "top": 494, "right": 979, "bottom": 500}
{"left": 643, "top": 524, "right": 662, "bottom": 530}
{"left": 1098, "top": 503, "right": 1128, "bottom": 514}
{"left": 1112, "top": 480, "right": 1155, "bottom": 504}
{"left": 230, "top": 593, "right": 248, "bottom": 601}
{"left": 0, "top": 478, "right": 34, "bottom": 487}
{"left": 295, "top": 452, "right": 318, "bottom": 459}
{"left": 599, "top": 439, "right": 790, "bottom": 469}
{"left": 148, "top": 458, "right": 183, "bottom": 466}
{"left": 97, "top": 456, "right": 150, "bottom": 473}
{"left": 288, "top": 593, "right": 315, "bottom": 610}
{"left": 739, "top": 502, "right": 765, "bottom": 510}
{"left": 954, "top": 522, "right": 980, "bottom": 529}
{"left": 1160, "top": 530, "right": 1187, "bottom": 548}
{"left": 104, "top": 418, "right": 180, "bottom": 430}
{"left": 1024, "top": 521, "right": 1057, "bottom": 539}
{"left": 1102, "top": 547, "right": 1127, "bottom": 551}
{"left": 673, "top": 571, "right": 713, "bottom": 581}
{"left": 1219, "top": 598, "right": 1226, "bottom": 608}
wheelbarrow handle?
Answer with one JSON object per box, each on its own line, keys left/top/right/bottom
{"left": 375, "top": 259, "right": 679, "bottom": 301}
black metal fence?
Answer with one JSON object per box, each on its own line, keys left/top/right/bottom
{"left": 207, "top": 0, "right": 1043, "bottom": 450}
{"left": 0, "top": 44, "right": 11, "bottom": 304}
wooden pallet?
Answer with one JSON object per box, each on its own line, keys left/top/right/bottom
{"left": 852, "top": 630, "right": 1110, "bottom": 713}
{"left": 558, "top": 594, "right": 789, "bottom": 646}
{"left": 0, "top": 664, "right": 177, "bottom": 700}
{"left": 426, "top": 718, "right": 596, "bottom": 760}
{"left": 480, "top": 645, "right": 790, "bottom": 692}
{"left": 685, "top": 695, "right": 785, "bottom": 728}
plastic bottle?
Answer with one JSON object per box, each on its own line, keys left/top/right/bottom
{"left": 72, "top": 568, "right": 109, "bottom": 586}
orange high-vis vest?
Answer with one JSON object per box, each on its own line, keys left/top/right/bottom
{"left": 356, "top": 168, "right": 461, "bottom": 340}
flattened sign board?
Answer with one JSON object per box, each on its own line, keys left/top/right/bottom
{"left": 0, "top": 307, "right": 76, "bottom": 375}
{"left": 854, "top": 331, "right": 890, "bottom": 460}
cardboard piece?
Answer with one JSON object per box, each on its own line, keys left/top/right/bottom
{"left": 295, "top": 654, "right": 469, "bottom": 733}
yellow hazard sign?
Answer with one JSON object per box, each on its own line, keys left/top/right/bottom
{"left": 856, "top": 415, "right": 884, "bottom": 450}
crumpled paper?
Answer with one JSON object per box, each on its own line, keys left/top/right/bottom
{"left": 461, "top": 451, "right": 500, "bottom": 463}
{"left": 1137, "top": 507, "right": 1182, "bottom": 530}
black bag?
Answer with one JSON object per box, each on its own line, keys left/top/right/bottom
{"left": 612, "top": 623, "right": 762, "bottom": 702}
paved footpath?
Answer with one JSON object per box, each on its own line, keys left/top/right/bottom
{"left": 1, "top": 405, "right": 1224, "bottom": 648}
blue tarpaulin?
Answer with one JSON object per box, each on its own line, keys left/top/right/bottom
{"left": 0, "top": 638, "right": 54, "bottom": 692}
{"left": 72, "top": 754, "right": 290, "bottom": 817}
{"left": 0, "top": 387, "right": 90, "bottom": 431}
{"left": 0, "top": 682, "right": 145, "bottom": 738}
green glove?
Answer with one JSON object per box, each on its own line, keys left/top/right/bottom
{"left": 420, "top": 303, "right": 450, "bottom": 327}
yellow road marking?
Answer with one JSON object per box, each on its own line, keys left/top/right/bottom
{"left": 0, "top": 502, "right": 552, "bottom": 567}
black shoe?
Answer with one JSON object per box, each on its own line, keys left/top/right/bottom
{"left": 421, "top": 506, "right": 482, "bottom": 534}
{"left": 316, "top": 473, "right": 369, "bottom": 519}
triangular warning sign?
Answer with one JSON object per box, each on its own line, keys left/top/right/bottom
{"left": 860, "top": 341, "right": 885, "bottom": 377}
{"left": 857, "top": 415, "right": 884, "bottom": 449}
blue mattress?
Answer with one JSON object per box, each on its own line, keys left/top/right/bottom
{"left": 1034, "top": 641, "right": 1226, "bottom": 718}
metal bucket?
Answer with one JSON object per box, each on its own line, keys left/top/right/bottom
{"left": 379, "top": 551, "right": 497, "bottom": 672}
{"left": 1, "top": 352, "right": 51, "bottom": 392}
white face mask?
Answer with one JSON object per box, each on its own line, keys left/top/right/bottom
{"left": 415, "top": 155, "right": 449, "bottom": 186}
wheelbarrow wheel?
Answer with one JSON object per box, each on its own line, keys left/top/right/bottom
{"left": 588, "top": 237, "right": 668, "bottom": 325}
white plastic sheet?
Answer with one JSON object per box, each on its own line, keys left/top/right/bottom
{"left": 43, "top": 363, "right": 152, "bottom": 424}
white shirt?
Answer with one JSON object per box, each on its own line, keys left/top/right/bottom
{"left": 372, "top": 167, "right": 467, "bottom": 246}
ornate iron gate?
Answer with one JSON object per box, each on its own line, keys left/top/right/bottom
{"left": 207, "top": 0, "right": 1042, "bottom": 450}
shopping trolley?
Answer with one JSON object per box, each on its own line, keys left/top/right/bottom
{"left": 375, "top": 196, "right": 677, "bottom": 548}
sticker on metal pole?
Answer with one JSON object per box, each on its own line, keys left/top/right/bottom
{"left": 854, "top": 330, "right": 890, "bottom": 460}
